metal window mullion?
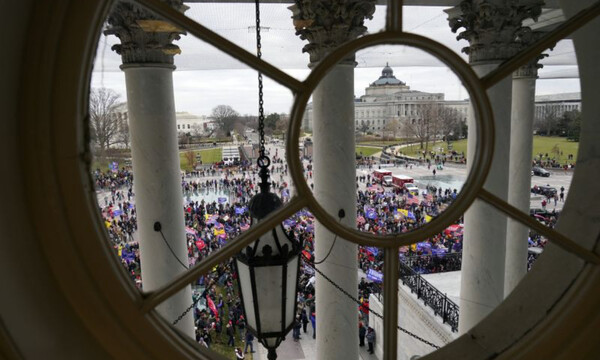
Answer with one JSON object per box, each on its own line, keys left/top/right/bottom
{"left": 140, "top": 196, "right": 307, "bottom": 313}
{"left": 477, "top": 189, "right": 600, "bottom": 264}
{"left": 386, "top": 0, "right": 403, "bottom": 33}
{"left": 133, "top": 0, "right": 306, "bottom": 93}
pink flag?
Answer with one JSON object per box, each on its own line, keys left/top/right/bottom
{"left": 207, "top": 296, "right": 219, "bottom": 320}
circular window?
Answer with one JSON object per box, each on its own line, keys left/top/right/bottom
{"left": 17, "top": 0, "right": 600, "bottom": 359}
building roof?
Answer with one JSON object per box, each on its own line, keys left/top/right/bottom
{"left": 370, "top": 63, "right": 405, "bottom": 86}
{"left": 535, "top": 92, "right": 581, "bottom": 102}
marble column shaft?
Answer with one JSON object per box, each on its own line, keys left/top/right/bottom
{"left": 505, "top": 69, "right": 537, "bottom": 295}
{"left": 105, "top": 1, "right": 194, "bottom": 337}
{"left": 459, "top": 63, "right": 512, "bottom": 333}
{"left": 313, "top": 64, "right": 359, "bottom": 360}
{"left": 448, "top": 0, "right": 543, "bottom": 333}
{"left": 124, "top": 66, "right": 194, "bottom": 336}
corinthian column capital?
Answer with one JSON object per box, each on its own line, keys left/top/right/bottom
{"left": 513, "top": 29, "right": 548, "bottom": 78}
{"left": 448, "top": 0, "right": 545, "bottom": 64}
{"left": 290, "top": 0, "right": 376, "bottom": 65}
{"left": 104, "top": 1, "right": 188, "bottom": 67}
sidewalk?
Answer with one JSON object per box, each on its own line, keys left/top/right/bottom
{"left": 252, "top": 329, "right": 378, "bottom": 360}
{"left": 251, "top": 270, "right": 378, "bottom": 360}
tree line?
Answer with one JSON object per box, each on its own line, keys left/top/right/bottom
{"left": 88, "top": 88, "right": 290, "bottom": 153}
{"left": 357, "top": 102, "right": 466, "bottom": 153}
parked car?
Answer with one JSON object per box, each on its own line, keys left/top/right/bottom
{"left": 532, "top": 185, "right": 557, "bottom": 198}
{"left": 532, "top": 166, "right": 550, "bottom": 177}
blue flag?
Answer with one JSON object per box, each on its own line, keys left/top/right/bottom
{"left": 366, "top": 269, "right": 383, "bottom": 283}
{"left": 365, "top": 208, "right": 378, "bottom": 220}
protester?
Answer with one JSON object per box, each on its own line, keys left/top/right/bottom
{"left": 366, "top": 327, "right": 376, "bottom": 354}
{"left": 243, "top": 331, "right": 255, "bottom": 354}
{"left": 359, "top": 322, "right": 366, "bottom": 347}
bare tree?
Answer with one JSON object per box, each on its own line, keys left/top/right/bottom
{"left": 184, "top": 150, "right": 197, "bottom": 170}
{"left": 89, "top": 88, "right": 122, "bottom": 153}
{"left": 437, "top": 107, "right": 461, "bottom": 146}
{"left": 358, "top": 120, "right": 370, "bottom": 135}
{"left": 534, "top": 105, "right": 560, "bottom": 136}
{"left": 191, "top": 123, "right": 205, "bottom": 137}
{"left": 210, "top": 105, "right": 240, "bottom": 136}
{"left": 405, "top": 102, "right": 441, "bottom": 154}
{"left": 383, "top": 119, "right": 401, "bottom": 140}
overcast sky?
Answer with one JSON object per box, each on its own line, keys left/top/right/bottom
{"left": 91, "top": 4, "right": 580, "bottom": 116}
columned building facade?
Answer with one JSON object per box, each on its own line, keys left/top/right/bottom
{"left": 303, "top": 64, "right": 469, "bottom": 134}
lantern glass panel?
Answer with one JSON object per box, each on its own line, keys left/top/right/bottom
{"left": 254, "top": 265, "right": 284, "bottom": 333}
{"left": 285, "top": 255, "right": 299, "bottom": 328}
{"left": 236, "top": 260, "right": 257, "bottom": 332}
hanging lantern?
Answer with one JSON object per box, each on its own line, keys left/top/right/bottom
{"left": 235, "top": 156, "right": 301, "bottom": 360}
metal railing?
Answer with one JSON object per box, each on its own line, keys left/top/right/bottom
{"left": 399, "top": 260, "right": 459, "bottom": 332}
{"left": 401, "top": 252, "right": 462, "bottom": 274}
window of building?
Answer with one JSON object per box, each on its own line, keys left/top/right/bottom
{"left": 21, "top": 1, "right": 597, "bottom": 360}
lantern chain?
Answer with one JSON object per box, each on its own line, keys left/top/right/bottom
{"left": 301, "top": 254, "right": 441, "bottom": 350}
{"left": 173, "top": 296, "right": 202, "bottom": 325}
{"left": 255, "top": 0, "right": 266, "bottom": 159}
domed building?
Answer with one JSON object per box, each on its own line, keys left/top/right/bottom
{"left": 303, "top": 64, "right": 469, "bottom": 135}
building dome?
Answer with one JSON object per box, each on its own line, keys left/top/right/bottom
{"left": 371, "top": 62, "right": 405, "bottom": 86}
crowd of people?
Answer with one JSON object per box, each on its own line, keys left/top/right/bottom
{"left": 533, "top": 152, "right": 576, "bottom": 169}
{"left": 94, "top": 152, "right": 553, "bottom": 357}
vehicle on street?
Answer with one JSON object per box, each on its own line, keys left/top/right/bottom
{"left": 391, "top": 175, "right": 414, "bottom": 189}
{"left": 532, "top": 167, "right": 550, "bottom": 177}
{"left": 404, "top": 183, "right": 419, "bottom": 195}
{"left": 372, "top": 170, "right": 392, "bottom": 184}
{"left": 532, "top": 185, "right": 557, "bottom": 198}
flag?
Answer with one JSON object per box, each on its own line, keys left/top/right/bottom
{"left": 365, "top": 207, "right": 378, "bottom": 220}
{"left": 195, "top": 240, "right": 206, "bottom": 250}
{"left": 214, "top": 228, "right": 225, "bottom": 236}
{"left": 424, "top": 214, "right": 433, "bottom": 223}
{"left": 235, "top": 206, "right": 247, "bottom": 215}
{"left": 207, "top": 296, "right": 219, "bottom": 320}
{"left": 407, "top": 211, "right": 416, "bottom": 220}
{"left": 366, "top": 269, "right": 383, "bottom": 283}
{"left": 218, "top": 197, "right": 227, "bottom": 204}
{"left": 365, "top": 247, "right": 379, "bottom": 256}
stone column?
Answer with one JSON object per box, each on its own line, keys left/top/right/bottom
{"left": 105, "top": 2, "right": 194, "bottom": 336}
{"left": 505, "top": 38, "right": 545, "bottom": 295}
{"left": 447, "top": 0, "right": 543, "bottom": 334}
{"left": 290, "top": 1, "right": 375, "bottom": 359}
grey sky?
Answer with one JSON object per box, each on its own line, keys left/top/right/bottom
{"left": 91, "top": 4, "right": 580, "bottom": 116}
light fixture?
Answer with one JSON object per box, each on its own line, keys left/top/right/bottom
{"left": 234, "top": 1, "right": 300, "bottom": 358}
{"left": 234, "top": 155, "right": 301, "bottom": 360}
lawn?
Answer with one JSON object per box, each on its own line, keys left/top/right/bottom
{"left": 180, "top": 148, "right": 222, "bottom": 171}
{"left": 398, "top": 136, "right": 578, "bottom": 165}
{"left": 204, "top": 280, "right": 255, "bottom": 360}
{"left": 356, "top": 146, "right": 382, "bottom": 157}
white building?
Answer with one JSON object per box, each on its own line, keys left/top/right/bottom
{"left": 175, "top": 112, "right": 213, "bottom": 134}
{"left": 303, "top": 64, "right": 469, "bottom": 134}
{"left": 534, "top": 92, "right": 581, "bottom": 120}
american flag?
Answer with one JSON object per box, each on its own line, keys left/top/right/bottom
{"left": 407, "top": 196, "right": 420, "bottom": 205}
